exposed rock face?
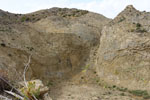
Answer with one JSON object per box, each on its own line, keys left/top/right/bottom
{"left": 1, "top": 5, "right": 150, "bottom": 92}
{"left": 0, "top": 8, "right": 110, "bottom": 82}
{"left": 95, "top": 5, "right": 150, "bottom": 90}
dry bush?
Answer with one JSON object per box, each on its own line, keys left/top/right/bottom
{"left": 0, "top": 55, "right": 44, "bottom": 100}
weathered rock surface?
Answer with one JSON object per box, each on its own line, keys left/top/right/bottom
{"left": 95, "top": 5, "right": 150, "bottom": 90}
{"left": 1, "top": 5, "right": 150, "bottom": 99}
{"left": 0, "top": 8, "right": 110, "bottom": 82}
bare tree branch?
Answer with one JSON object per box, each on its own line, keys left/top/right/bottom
{"left": 23, "top": 54, "right": 38, "bottom": 100}
{"left": 23, "top": 54, "right": 32, "bottom": 88}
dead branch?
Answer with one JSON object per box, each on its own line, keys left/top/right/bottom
{"left": 23, "top": 54, "right": 32, "bottom": 88}
{"left": 23, "top": 54, "right": 38, "bottom": 100}
{"left": 0, "top": 94, "right": 12, "bottom": 100}
{"left": 4, "top": 90, "right": 24, "bottom": 100}
{"left": 0, "top": 75, "right": 23, "bottom": 97}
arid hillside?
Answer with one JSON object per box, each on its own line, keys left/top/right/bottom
{"left": 0, "top": 5, "right": 150, "bottom": 100}
{"left": 0, "top": 7, "right": 110, "bottom": 81}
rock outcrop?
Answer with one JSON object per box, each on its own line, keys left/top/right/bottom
{"left": 95, "top": 5, "right": 150, "bottom": 90}
{"left": 1, "top": 4, "right": 150, "bottom": 94}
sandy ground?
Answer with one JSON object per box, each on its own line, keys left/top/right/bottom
{"left": 49, "top": 81, "right": 142, "bottom": 100}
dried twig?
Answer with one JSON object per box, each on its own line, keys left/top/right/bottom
{"left": 4, "top": 90, "right": 24, "bottom": 100}
{"left": 32, "top": 94, "right": 38, "bottom": 100}
{"left": 0, "top": 76, "right": 23, "bottom": 97}
{"left": 0, "top": 94, "right": 12, "bottom": 100}
{"left": 23, "top": 54, "right": 32, "bottom": 88}
{"left": 23, "top": 54, "right": 38, "bottom": 100}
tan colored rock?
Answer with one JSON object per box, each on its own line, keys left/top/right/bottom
{"left": 0, "top": 8, "right": 110, "bottom": 82}
{"left": 95, "top": 5, "right": 150, "bottom": 90}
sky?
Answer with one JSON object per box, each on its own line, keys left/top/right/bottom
{"left": 0, "top": 0, "right": 149, "bottom": 18}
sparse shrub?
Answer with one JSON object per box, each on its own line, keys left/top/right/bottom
{"left": 32, "top": 18, "right": 35, "bottom": 20}
{"left": 117, "top": 87, "right": 127, "bottom": 92}
{"left": 0, "top": 43, "right": 6, "bottom": 47}
{"left": 129, "top": 90, "right": 147, "bottom": 96}
{"left": 26, "top": 47, "right": 34, "bottom": 51}
{"left": 62, "top": 15, "right": 67, "bottom": 17}
{"left": 20, "top": 81, "right": 41, "bottom": 100}
{"left": 61, "top": 10, "right": 88, "bottom": 18}
{"left": 136, "top": 14, "right": 139, "bottom": 17}
{"left": 133, "top": 22, "right": 136, "bottom": 24}
{"left": 120, "top": 93, "right": 125, "bottom": 96}
{"left": 136, "top": 23, "right": 141, "bottom": 28}
{"left": 112, "top": 85, "right": 116, "bottom": 88}
{"left": 36, "top": 18, "right": 40, "bottom": 21}
{"left": 21, "top": 16, "right": 30, "bottom": 22}
{"left": 136, "top": 28, "right": 147, "bottom": 33}
{"left": 129, "top": 90, "right": 148, "bottom": 96}
{"left": 80, "top": 10, "right": 89, "bottom": 15}
{"left": 118, "top": 17, "right": 125, "bottom": 23}
{"left": 0, "top": 29, "right": 5, "bottom": 32}
{"left": 47, "top": 81, "right": 53, "bottom": 87}
{"left": 130, "top": 23, "right": 147, "bottom": 33}
{"left": 129, "top": 90, "right": 150, "bottom": 99}
{"left": 130, "top": 29, "right": 135, "bottom": 32}
{"left": 102, "top": 84, "right": 150, "bottom": 99}
{"left": 82, "top": 64, "right": 90, "bottom": 72}
{"left": 0, "top": 29, "right": 10, "bottom": 32}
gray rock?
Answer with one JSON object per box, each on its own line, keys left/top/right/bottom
{"left": 95, "top": 5, "right": 150, "bottom": 90}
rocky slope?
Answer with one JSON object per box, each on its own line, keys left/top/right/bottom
{"left": 96, "top": 5, "right": 150, "bottom": 90}
{"left": 0, "top": 8, "right": 110, "bottom": 82}
{"left": 1, "top": 5, "right": 150, "bottom": 100}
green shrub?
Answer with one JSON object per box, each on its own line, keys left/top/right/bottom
{"left": 129, "top": 90, "right": 148, "bottom": 96}
{"left": 136, "top": 23, "right": 141, "bottom": 28}
{"left": 136, "top": 28, "right": 147, "bottom": 33}
{"left": 130, "top": 23, "right": 147, "bottom": 33}
{"left": 20, "top": 81, "right": 41, "bottom": 100}
{"left": 118, "top": 17, "right": 125, "bottom": 23}
{"left": 21, "top": 16, "right": 30, "bottom": 22}
{"left": 129, "top": 90, "right": 150, "bottom": 99}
